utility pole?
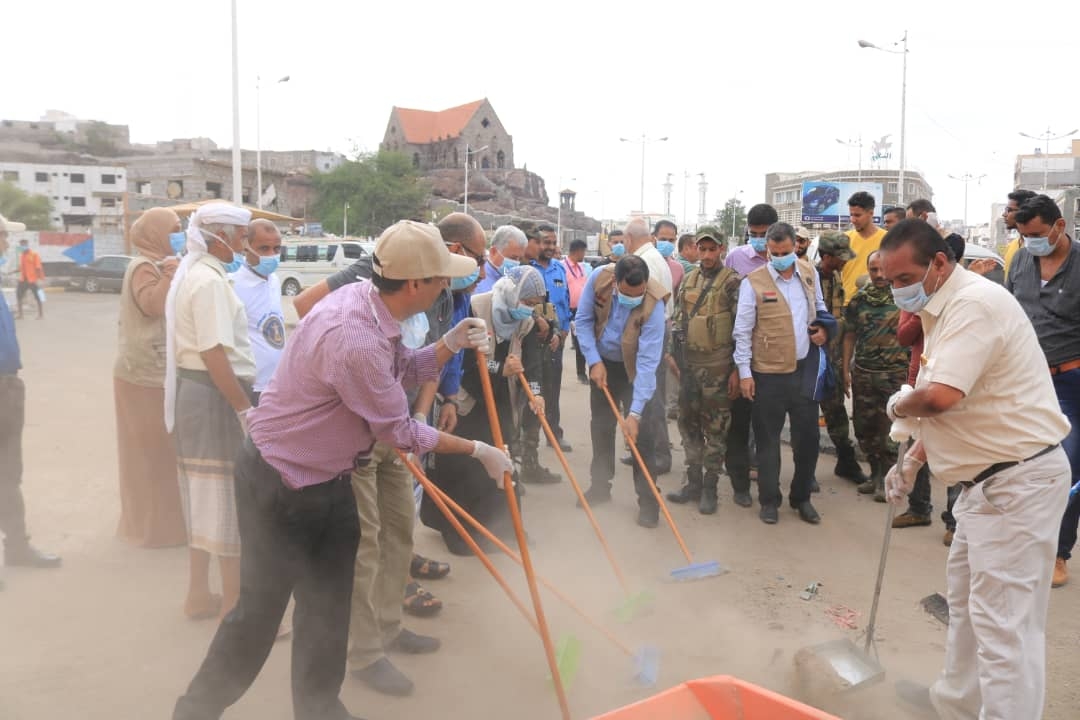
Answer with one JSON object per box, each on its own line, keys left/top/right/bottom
{"left": 230, "top": 0, "right": 241, "bottom": 204}
{"left": 948, "top": 173, "right": 986, "bottom": 238}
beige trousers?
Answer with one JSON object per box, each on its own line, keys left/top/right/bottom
{"left": 930, "top": 447, "right": 1069, "bottom": 720}
{"left": 346, "top": 442, "right": 415, "bottom": 669}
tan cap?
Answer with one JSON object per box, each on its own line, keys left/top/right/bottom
{"left": 0, "top": 214, "right": 27, "bottom": 233}
{"left": 795, "top": 226, "right": 812, "bottom": 241}
{"left": 372, "top": 220, "right": 476, "bottom": 280}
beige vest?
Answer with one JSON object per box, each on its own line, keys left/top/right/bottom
{"left": 591, "top": 266, "right": 669, "bottom": 382}
{"left": 746, "top": 259, "right": 817, "bottom": 374}
{"left": 114, "top": 257, "right": 168, "bottom": 387}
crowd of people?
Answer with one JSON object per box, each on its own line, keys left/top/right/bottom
{"left": 0, "top": 183, "right": 1076, "bottom": 719}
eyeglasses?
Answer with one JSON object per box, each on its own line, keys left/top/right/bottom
{"left": 451, "top": 243, "right": 486, "bottom": 266}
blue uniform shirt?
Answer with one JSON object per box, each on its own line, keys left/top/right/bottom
{"left": 0, "top": 291, "right": 22, "bottom": 375}
{"left": 532, "top": 258, "right": 571, "bottom": 332}
{"left": 438, "top": 291, "right": 472, "bottom": 397}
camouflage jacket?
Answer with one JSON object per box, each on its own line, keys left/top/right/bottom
{"left": 817, "top": 265, "right": 845, "bottom": 330}
{"left": 843, "top": 285, "right": 910, "bottom": 372}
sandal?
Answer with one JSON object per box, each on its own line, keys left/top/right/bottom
{"left": 410, "top": 554, "right": 451, "bottom": 580}
{"left": 403, "top": 581, "right": 443, "bottom": 618}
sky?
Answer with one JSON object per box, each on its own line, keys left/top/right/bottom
{"left": 8, "top": 0, "right": 1080, "bottom": 231}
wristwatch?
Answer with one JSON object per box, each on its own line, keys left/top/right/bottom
{"left": 628, "top": 411, "right": 642, "bottom": 421}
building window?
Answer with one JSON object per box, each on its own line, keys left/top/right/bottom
{"left": 497, "top": 150, "right": 506, "bottom": 169}
{"left": 137, "top": 181, "right": 152, "bottom": 195}
{"left": 71, "top": 172, "right": 85, "bottom": 183}
{"left": 71, "top": 197, "right": 86, "bottom": 207}
{"left": 100, "top": 197, "right": 117, "bottom": 208}
{"left": 101, "top": 173, "right": 116, "bottom": 184}
{"left": 907, "top": 183, "right": 916, "bottom": 196}
{"left": 35, "top": 172, "right": 48, "bottom": 182}
{"left": 2, "top": 170, "right": 18, "bottom": 182}
{"left": 481, "top": 117, "right": 490, "bottom": 129}
{"left": 413, "top": 152, "right": 420, "bottom": 169}
{"left": 887, "top": 182, "right": 898, "bottom": 194}
{"left": 206, "top": 181, "right": 222, "bottom": 198}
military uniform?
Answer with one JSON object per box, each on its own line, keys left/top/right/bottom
{"left": 666, "top": 259, "right": 741, "bottom": 513}
{"left": 843, "top": 284, "right": 910, "bottom": 498}
{"left": 815, "top": 232, "right": 869, "bottom": 484}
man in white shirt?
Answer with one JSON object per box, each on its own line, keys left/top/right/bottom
{"left": 230, "top": 219, "right": 285, "bottom": 399}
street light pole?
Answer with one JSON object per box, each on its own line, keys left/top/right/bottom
{"left": 1019, "top": 127, "right": 1079, "bottom": 190}
{"left": 948, "top": 173, "right": 987, "bottom": 237}
{"left": 836, "top": 136, "right": 863, "bottom": 182}
{"left": 256, "top": 74, "right": 290, "bottom": 209}
{"left": 343, "top": 201, "right": 349, "bottom": 238}
{"left": 731, "top": 189, "right": 744, "bottom": 240}
{"left": 230, "top": 0, "right": 241, "bottom": 204}
{"left": 619, "top": 134, "right": 668, "bottom": 213}
{"left": 858, "top": 31, "right": 908, "bottom": 204}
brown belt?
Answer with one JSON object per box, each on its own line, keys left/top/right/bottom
{"left": 1050, "top": 359, "right": 1080, "bottom": 376}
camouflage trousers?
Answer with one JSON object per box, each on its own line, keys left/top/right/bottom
{"left": 819, "top": 343, "right": 854, "bottom": 450}
{"left": 677, "top": 365, "right": 733, "bottom": 475}
{"left": 852, "top": 363, "right": 908, "bottom": 467}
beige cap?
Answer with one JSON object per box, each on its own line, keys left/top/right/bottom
{"left": 795, "top": 226, "right": 812, "bottom": 241}
{"left": 373, "top": 220, "right": 476, "bottom": 280}
{"left": 0, "top": 214, "right": 27, "bottom": 233}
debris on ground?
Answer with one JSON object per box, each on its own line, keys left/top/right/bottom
{"left": 920, "top": 593, "right": 949, "bottom": 625}
{"left": 825, "top": 604, "right": 859, "bottom": 629}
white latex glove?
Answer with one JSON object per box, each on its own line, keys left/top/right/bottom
{"left": 472, "top": 440, "right": 512, "bottom": 487}
{"left": 236, "top": 408, "right": 251, "bottom": 436}
{"left": 890, "top": 417, "right": 917, "bottom": 443}
{"left": 443, "top": 317, "right": 490, "bottom": 354}
{"left": 885, "top": 453, "right": 925, "bottom": 505}
{"left": 886, "top": 384, "right": 915, "bottom": 422}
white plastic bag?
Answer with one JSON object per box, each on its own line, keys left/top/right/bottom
{"left": 36, "top": 288, "right": 46, "bottom": 304}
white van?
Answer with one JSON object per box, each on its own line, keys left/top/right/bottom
{"left": 276, "top": 240, "right": 370, "bottom": 296}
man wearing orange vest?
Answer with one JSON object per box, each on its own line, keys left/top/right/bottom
{"left": 733, "top": 223, "right": 835, "bottom": 525}
{"left": 16, "top": 238, "right": 45, "bottom": 320}
{"left": 576, "top": 255, "right": 670, "bottom": 528}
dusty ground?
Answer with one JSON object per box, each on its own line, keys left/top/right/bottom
{"left": 1, "top": 291, "right": 1077, "bottom": 720}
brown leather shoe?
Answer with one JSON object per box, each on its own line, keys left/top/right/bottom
{"left": 942, "top": 529, "right": 954, "bottom": 547}
{"left": 892, "top": 511, "right": 932, "bottom": 529}
{"left": 1053, "top": 558, "right": 1068, "bottom": 588}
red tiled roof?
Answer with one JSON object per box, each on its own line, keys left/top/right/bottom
{"left": 394, "top": 99, "right": 485, "bottom": 144}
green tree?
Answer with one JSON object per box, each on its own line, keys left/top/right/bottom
{"left": 313, "top": 151, "right": 429, "bottom": 236}
{"left": 0, "top": 181, "right": 53, "bottom": 230}
{"left": 715, "top": 197, "right": 748, "bottom": 245}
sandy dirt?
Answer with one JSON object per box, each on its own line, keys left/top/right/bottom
{"left": 1, "top": 292, "right": 1077, "bottom": 719}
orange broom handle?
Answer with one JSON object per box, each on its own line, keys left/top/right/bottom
{"left": 601, "top": 384, "right": 694, "bottom": 563}
{"left": 517, "top": 373, "right": 631, "bottom": 594}
{"left": 397, "top": 450, "right": 633, "bottom": 658}
{"left": 475, "top": 350, "right": 572, "bottom": 720}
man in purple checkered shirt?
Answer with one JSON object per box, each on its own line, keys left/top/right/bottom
{"left": 173, "top": 220, "right": 511, "bottom": 720}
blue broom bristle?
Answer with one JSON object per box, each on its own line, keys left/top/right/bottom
{"left": 669, "top": 560, "right": 726, "bottom": 580}
{"left": 634, "top": 646, "right": 660, "bottom": 687}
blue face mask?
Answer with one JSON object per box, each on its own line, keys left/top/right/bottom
{"left": 617, "top": 290, "right": 644, "bottom": 309}
{"left": 500, "top": 258, "right": 520, "bottom": 273}
{"left": 657, "top": 240, "right": 676, "bottom": 259}
{"left": 0, "top": 256, "right": 6, "bottom": 267}
{"left": 509, "top": 305, "right": 534, "bottom": 321}
{"left": 222, "top": 253, "right": 244, "bottom": 273}
{"left": 611, "top": 244, "right": 626, "bottom": 258}
{"left": 169, "top": 232, "right": 186, "bottom": 255}
{"left": 1024, "top": 227, "right": 1059, "bottom": 257}
{"left": 769, "top": 253, "right": 797, "bottom": 272}
{"left": 749, "top": 236, "right": 767, "bottom": 253}
{"left": 451, "top": 268, "right": 480, "bottom": 291}
{"left": 399, "top": 312, "right": 430, "bottom": 350}
{"left": 892, "top": 264, "right": 934, "bottom": 313}
{"left": 251, "top": 255, "right": 279, "bottom": 276}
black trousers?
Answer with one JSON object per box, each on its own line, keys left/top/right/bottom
{"left": 588, "top": 360, "right": 659, "bottom": 509}
{"left": 907, "top": 464, "right": 934, "bottom": 517}
{"left": 0, "top": 375, "right": 28, "bottom": 545}
{"left": 726, "top": 396, "right": 754, "bottom": 490}
{"left": 545, "top": 340, "right": 564, "bottom": 438}
{"left": 570, "top": 309, "right": 587, "bottom": 378}
{"left": 173, "top": 438, "right": 360, "bottom": 720}
{"left": 750, "top": 367, "right": 819, "bottom": 508}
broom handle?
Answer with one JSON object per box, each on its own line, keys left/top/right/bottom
{"left": 601, "top": 384, "right": 694, "bottom": 563}
{"left": 864, "top": 439, "right": 908, "bottom": 654}
{"left": 475, "top": 351, "right": 572, "bottom": 720}
{"left": 398, "top": 450, "right": 634, "bottom": 658}
{"left": 517, "top": 373, "right": 631, "bottom": 594}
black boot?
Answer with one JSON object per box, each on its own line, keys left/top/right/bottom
{"left": 858, "top": 459, "right": 881, "bottom": 495}
{"left": 666, "top": 464, "right": 702, "bottom": 504}
{"left": 521, "top": 456, "right": 560, "bottom": 484}
{"left": 4, "top": 539, "right": 61, "bottom": 569}
{"left": 834, "top": 443, "right": 869, "bottom": 484}
{"left": 698, "top": 472, "right": 719, "bottom": 515}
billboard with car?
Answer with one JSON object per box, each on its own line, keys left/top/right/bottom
{"left": 801, "top": 181, "right": 884, "bottom": 225}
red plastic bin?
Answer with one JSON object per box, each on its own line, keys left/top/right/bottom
{"left": 593, "top": 675, "right": 840, "bottom": 719}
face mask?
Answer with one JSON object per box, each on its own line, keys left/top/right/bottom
{"left": 500, "top": 258, "right": 520, "bottom": 273}
{"left": 16, "top": 245, "right": 26, "bottom": 254}
{"left": 222, "top": 253, "right": 244, "bottom": 273}
{"left": 1024, "top": 226, "right": 1059, "bottom": 257}
{"left": 657, "top": 240, "right": 676, "bottom": 259}
{"left": 892, "top": 264, "right": 934, "bottom": 313}
{"left": 611, "top": 244, "right": 626, "bottom": 258}
{"left": 0, "top": 256, "right": 6, "bottom": 267}
{"left": 617, "top": 290, "right": 644, "bottom": 309}
{"left": 749, "top": 237, "right": 767, "bottom": 253}
{"left": 509, "top": 305, "right": 534, "bottom": 321}
{"left": 770, "top": 253, "right": 797, "bottom": 272}
{"left": 451, "top": 268, "right": 480, "bottom": 291}
{"left": 251, "top": 255, "right": 280, "bottom": 275}
{"left": 169, "top": 232, "right": 186, "bottom": 255}
{"left": 399, "top": 312, "right": 430, "bottom": 349}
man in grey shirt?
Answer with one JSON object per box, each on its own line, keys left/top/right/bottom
{"left": 1011, "top": 194, "right": 1080, "bottom": 589}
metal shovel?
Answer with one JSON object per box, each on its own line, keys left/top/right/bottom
{"left": 794, "top": 441, "right": 910, "bottom": 693}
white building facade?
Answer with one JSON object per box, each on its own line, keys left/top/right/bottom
{"left": 0, "top": 161, "right": 126, "bottom": 232}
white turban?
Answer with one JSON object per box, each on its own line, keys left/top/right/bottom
{"left": 163, "top": 203, "right": 253, "bottom": 430}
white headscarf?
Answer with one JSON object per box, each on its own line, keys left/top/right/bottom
{"left": 491, "top": 265, "right": 545, "bottom": 342}
{"left": 163, "top": 203, "right": 252, "bottom": 430}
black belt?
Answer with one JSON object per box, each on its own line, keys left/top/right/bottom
{"left": 960, "top": 444, "right": 1060, "bottom": 489}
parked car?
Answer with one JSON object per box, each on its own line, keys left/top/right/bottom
{"left": 67, "top": 255, "right": 133, "bottom": 293}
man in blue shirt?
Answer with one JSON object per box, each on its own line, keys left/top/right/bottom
{"left": 475, "top": 225, "right": 527, "bottom": 294}
{"left": 0, "top": 215, "right": 62, "bottom": 587}
{"left": 576, "top": 255, "right": 669, "bottom": 528}
{"left": 531, "top": 224, "right": 572, "bottom": 454}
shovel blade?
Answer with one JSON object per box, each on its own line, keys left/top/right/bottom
{"left": 795, "top": 639, "right": 885, "bottom": 693}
